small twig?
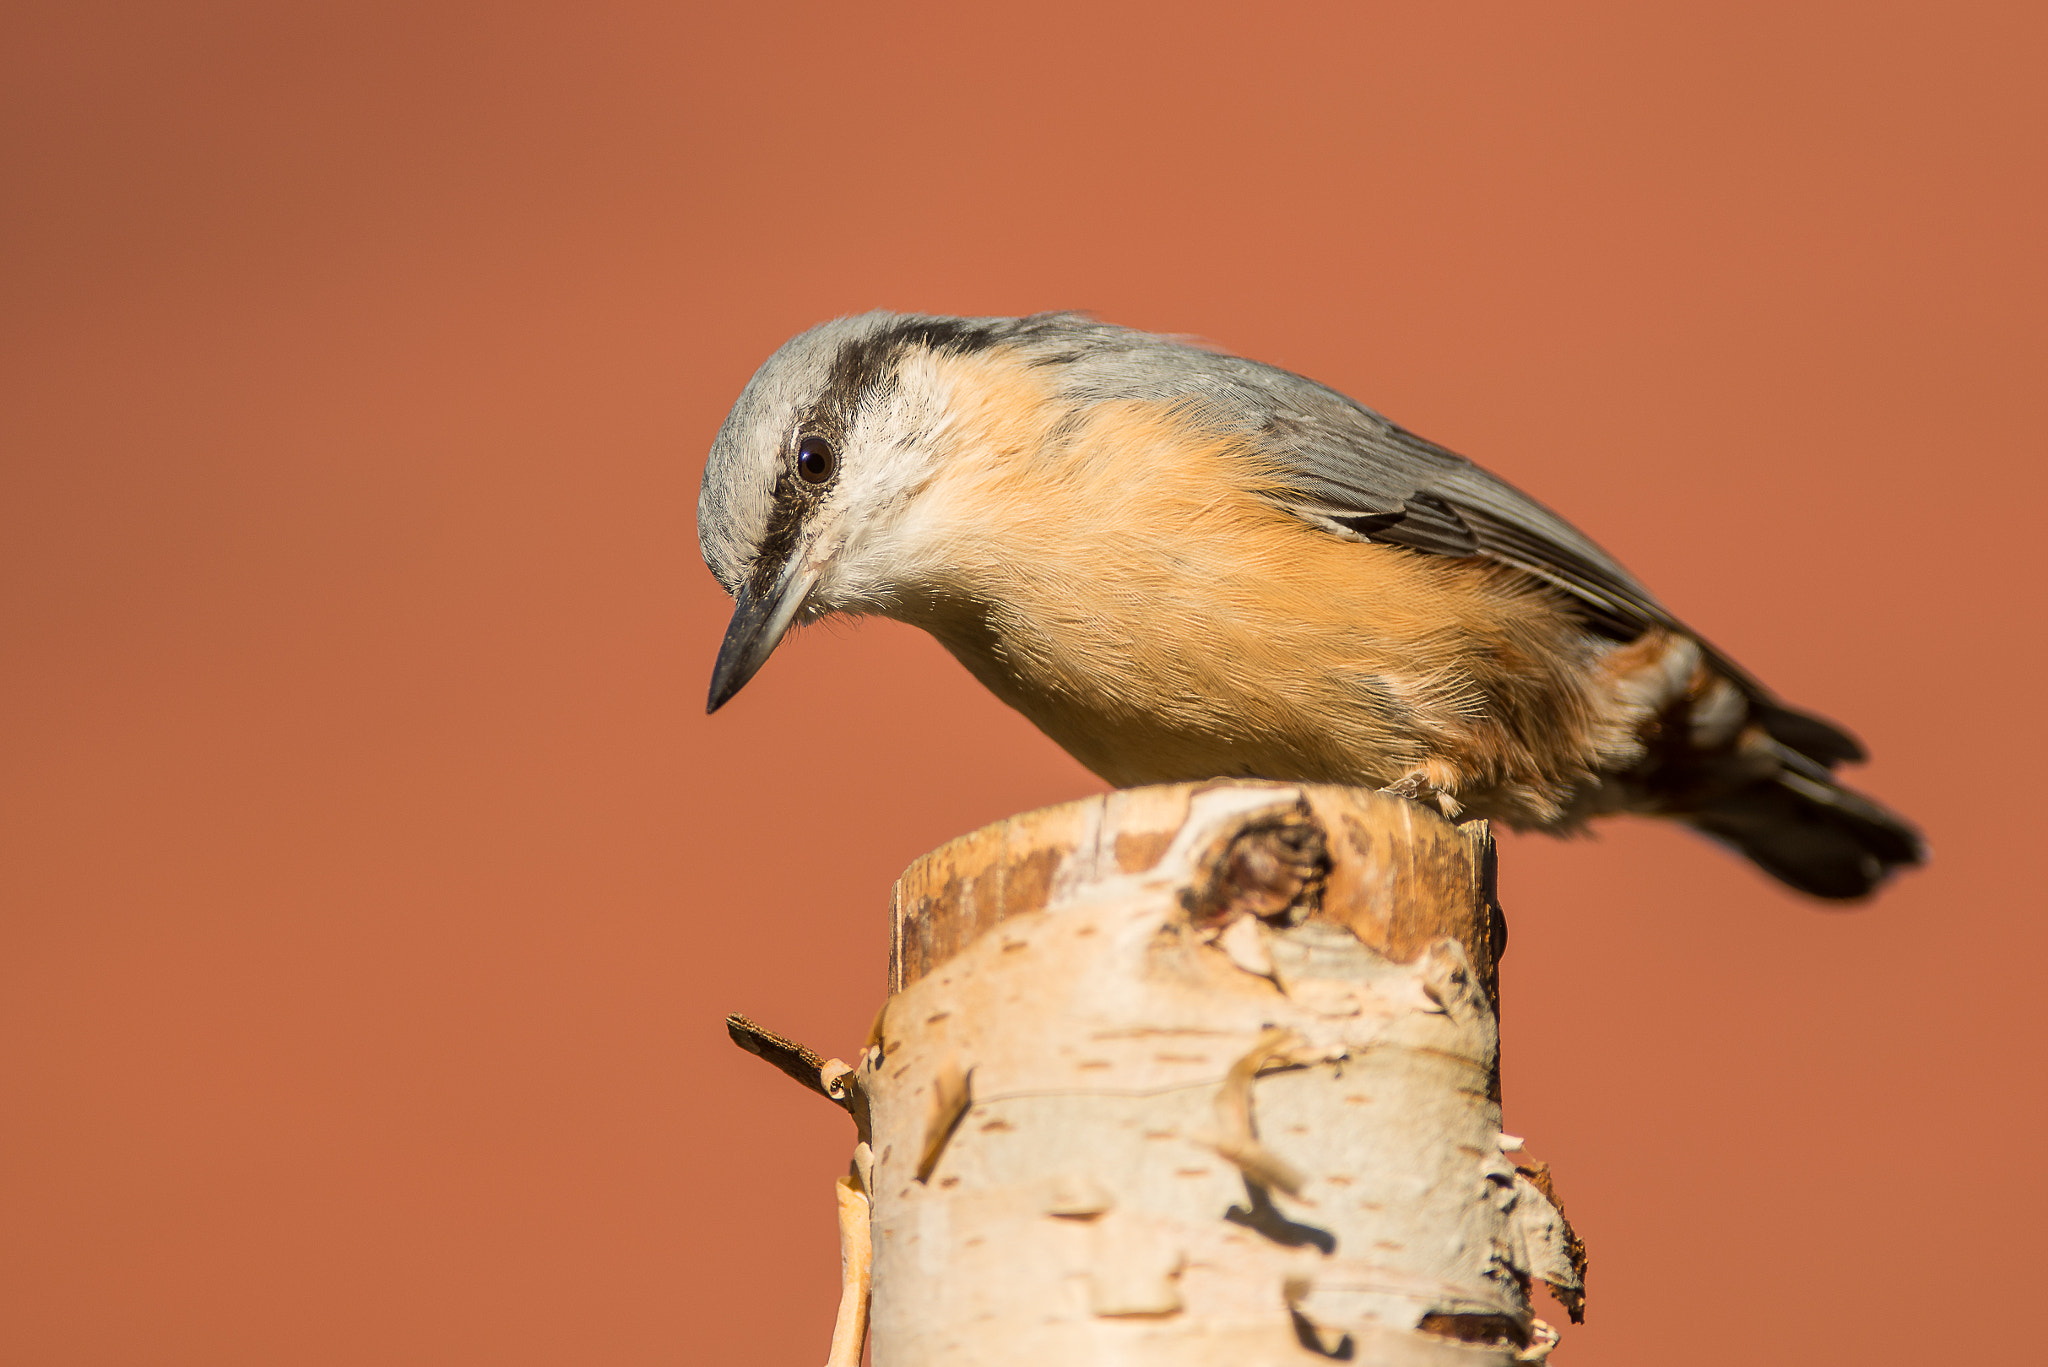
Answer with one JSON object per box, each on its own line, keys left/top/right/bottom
{"left": 724, "top": 1013, "right": 850, "bottom": 1112}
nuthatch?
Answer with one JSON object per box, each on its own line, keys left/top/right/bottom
{"left": 697, "top": 312, "right": 1923, "bottom": 899}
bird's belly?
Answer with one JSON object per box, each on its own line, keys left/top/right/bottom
{"left": 927, "top": 597, "right": 1574, "bottom": 803}
{"left": 954, "top": 640, "right": 1412, "bottom": 791}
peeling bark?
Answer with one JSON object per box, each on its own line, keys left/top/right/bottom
{"left": 730, "top": 781, "right": 1583, "bottom": 1366}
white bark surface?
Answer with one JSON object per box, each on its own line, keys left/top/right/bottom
{"left": 843, "top": 782, "right": 1582, "bottom": 1365}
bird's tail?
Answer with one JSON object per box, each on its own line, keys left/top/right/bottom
{"left": 1679, "top": 765, "right": 1925, "bottom": 900}
{"left": 1650, "top": 682, "right": 1924, "bottom": 899}
{"left": 1603, "top": 635, "right": 1927, "bottom": 901}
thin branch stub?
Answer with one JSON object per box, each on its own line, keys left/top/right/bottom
{"left": 724, "top": 1012, "right": 851, "bottom": 1113}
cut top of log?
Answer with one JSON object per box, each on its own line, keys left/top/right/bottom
{"left": 891, "top": 782, "right": 1504, "bottom": 1008}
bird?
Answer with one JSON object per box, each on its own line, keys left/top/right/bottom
{"left": 696, "top": 311, "right": 1923, "bottom": 900}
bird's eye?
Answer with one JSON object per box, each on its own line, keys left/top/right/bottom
{"left": 795, "top": 435, "right": 838, "bottom": 485}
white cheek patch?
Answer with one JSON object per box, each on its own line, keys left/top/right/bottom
{"left": 801, "top": 361, "right": 971, "bottom": 618}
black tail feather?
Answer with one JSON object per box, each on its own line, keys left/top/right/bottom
{"left": 1753, "top": 702, "right": 1866, "bottom": 767}
{"left": 1682, "top": 772, "right": 1925, "bottom": 901}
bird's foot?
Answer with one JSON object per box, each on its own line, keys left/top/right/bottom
{"left": 1380, "top": 769, "right": 1465, "bottom": 820}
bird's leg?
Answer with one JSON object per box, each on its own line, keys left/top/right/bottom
{"left": 1380, "top": 767, "right": 1465, "bottom": 820}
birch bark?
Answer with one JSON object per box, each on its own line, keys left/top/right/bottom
{"left": 731, "top": 780, "right": 1585, "bottom": 1366}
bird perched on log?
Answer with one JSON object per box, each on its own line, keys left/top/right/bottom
{"left": 697, "top": 312, "right": 1923, "bottom": 900}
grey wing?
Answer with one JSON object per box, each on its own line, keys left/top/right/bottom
{"left": 1206, "top": 356, "right": 1865, "bottom": 765}
{"left": 1219, "top": 359, "right": 1676, "bottom": 642}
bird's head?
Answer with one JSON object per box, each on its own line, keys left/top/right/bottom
{"left": 697, "top": 311, "right": 1010, "bottom": 712}
{"left": 698, "top": 310, "right": 1117, "bottom": 712}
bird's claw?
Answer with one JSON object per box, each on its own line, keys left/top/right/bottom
{"left": 1380, "top": 770, "right": 1464, "bottom": 820}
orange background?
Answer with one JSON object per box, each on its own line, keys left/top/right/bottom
{"left": 4, "top": 4, "right": 2042, "bottom": 1363}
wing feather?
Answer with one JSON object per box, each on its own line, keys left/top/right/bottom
{"left": 1236, "top": 367, "right": 1867, "bottom": 764}
{"left": 1244, "top": 372, "right": 1676, "bottom": 640}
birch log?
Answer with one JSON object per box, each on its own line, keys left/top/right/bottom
{"left": 732, "top": 780, "right": 1585, "bottom": 1366}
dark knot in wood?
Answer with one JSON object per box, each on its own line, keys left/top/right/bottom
{"left": 1181, "top": 801, "right": 1329, "bottom": 929}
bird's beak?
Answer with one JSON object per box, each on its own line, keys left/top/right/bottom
{"left": 706, "top": 557, "right": 819, "bottom": 713}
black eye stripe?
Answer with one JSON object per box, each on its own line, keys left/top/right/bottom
{"left": 817, "top": 317, "right": 1006, "bottom": 418}
{"left": 749, "top": 471, "right": 807, "bottom": 590}
{"left": 748, "top": 435, "right": 834, "bottom": 587}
